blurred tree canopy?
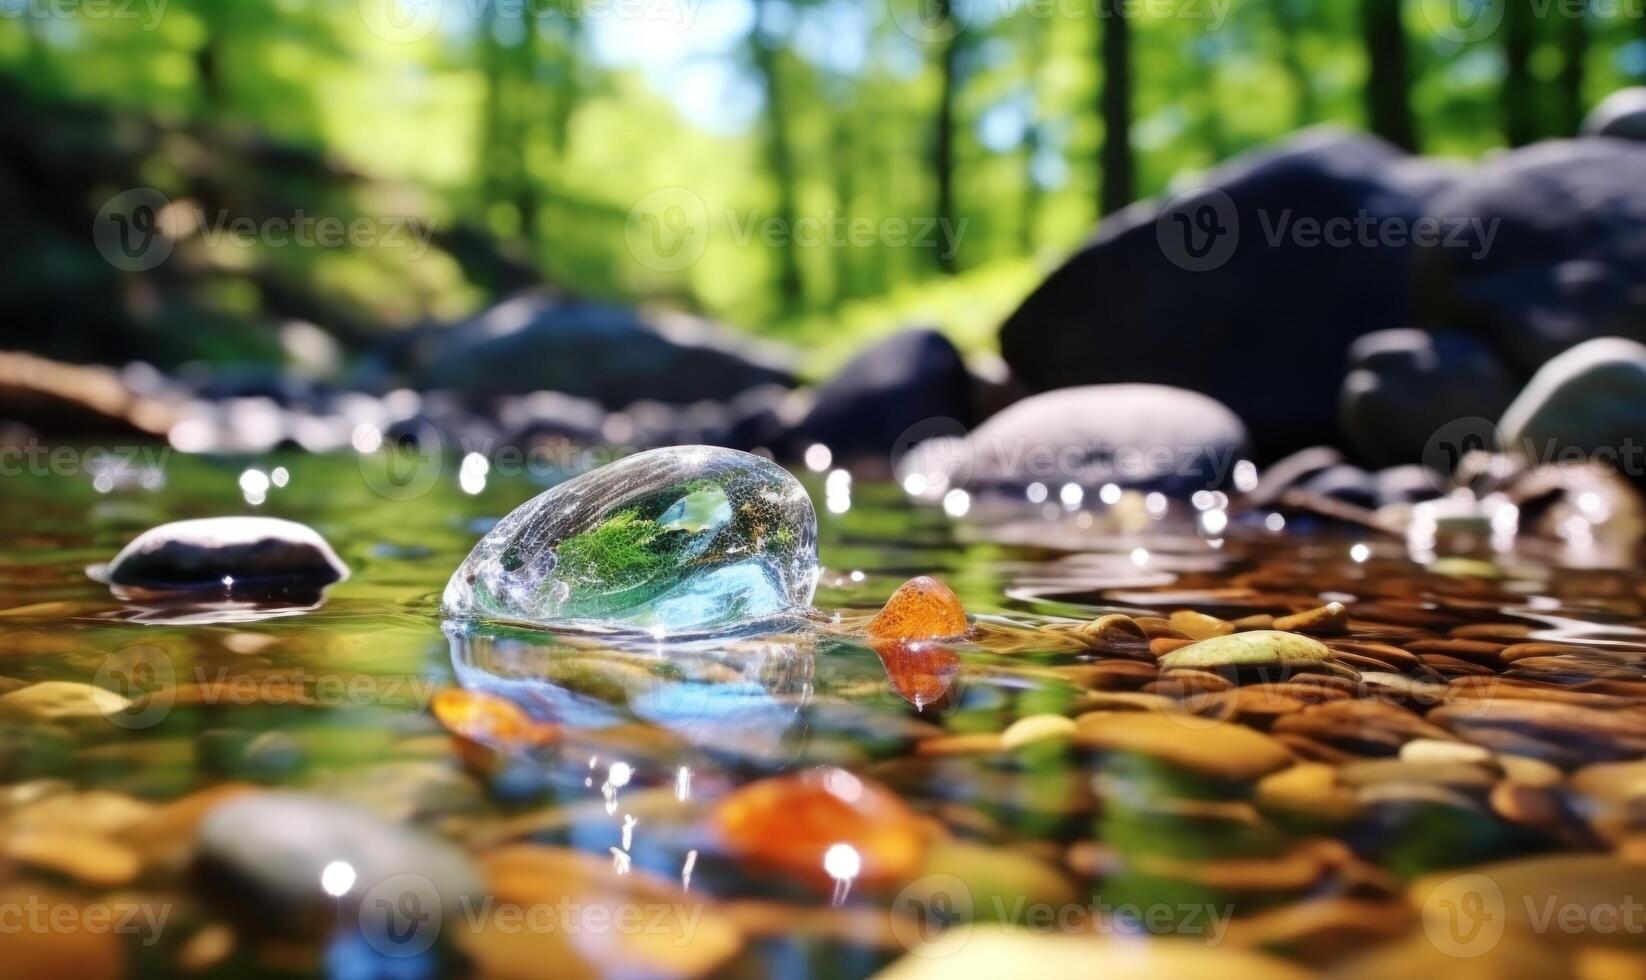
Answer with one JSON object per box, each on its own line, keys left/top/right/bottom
{"left": 1, "top": 0, "right": 1643, "bottom": 372}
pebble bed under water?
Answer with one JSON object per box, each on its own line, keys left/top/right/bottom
{"left": 2, "top": 453, "right": 1646, "bottom": 978}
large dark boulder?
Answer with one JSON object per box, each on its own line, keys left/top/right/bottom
{"left": 999, "top": 128, "right": 1458, "bottom": 459}
{"left": 1338, "top": 329, "right": 1518, "bottom": 469}
{"left": 1414, "top": 139, "right": 1646, "bottom": 376}
{"left": 791, "top": 328, "right": 973, "bottom": 463}
{"left": 412, "top": 292, "right": 796, "bottom": 408}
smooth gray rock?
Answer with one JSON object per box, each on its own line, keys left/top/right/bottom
{"left": 1375, "top": 464, "right": 1446, "bottom": 506}
{"left": 1498, "top": 337, "right": 1646, "bottom": 476}
{"left": 902, "top": 384, "right": 1248, "bottom": 496}
{"left": 1338, "top": 329, "right": 1519, "bottom": 468}
{"left": 1243, "top": 445, "right": 1344, "bottom": 507}
{"left": 1301, "top": 464, "right": 1378, "bottom": 509}
{"left": 194, "top": 792, "right": 482, "bottom": 941}
{"left": 1582, "top": 87, "right": 1646, "bottom": 141}
{"left": 105, "top": 517, "right": 348, "bottom": 589}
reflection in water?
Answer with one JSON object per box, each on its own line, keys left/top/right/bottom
{"left": 870, "top": 639, "right": 961, "bottom": 711}
{"left": 447, "top": 621, "right": 816, "bottom": 764}
{"left": 102, "top": 583, "right": 329, "bottom": 625}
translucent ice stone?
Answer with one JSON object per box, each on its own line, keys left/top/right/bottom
{"left": 442, "top": 446, "right": 819, "bottom": 635}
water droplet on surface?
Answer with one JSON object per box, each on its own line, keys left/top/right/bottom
{"left": 442, "top": 447, "right": 818, "bottom": 636}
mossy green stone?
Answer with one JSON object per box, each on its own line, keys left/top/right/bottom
{"left": 1157, "top": 630, "right": 1332, "bottom": 670}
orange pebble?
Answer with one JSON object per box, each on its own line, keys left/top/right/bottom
{"left": 713, "top": 767, "right": 927, "bottom": 888}
{"left": 431, "top": 688, "right": 556, "bottom": 751}
{"left": 872, "top": 639, "right": 961, "bottom": 710}
{"left": 866, "top": 576, "right": 968, "bottom": 641}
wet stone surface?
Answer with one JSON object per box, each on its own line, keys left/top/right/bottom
{"left": 4, "top": 453, "right": 1646, "bottom": 977}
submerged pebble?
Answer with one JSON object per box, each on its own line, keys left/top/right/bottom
{"left": 443, "top": 446, "right": 817, "bottom": 635}
{"left": 194, "top": 791, "right": 482, "bottom": 938}
{"left": 713, "top": 766, "right": 927, "bottom": 888}
{"left": 1157, "top": 630, "right": 1333, "bottom": 671}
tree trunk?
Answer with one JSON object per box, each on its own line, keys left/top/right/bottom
{"left": 1502, "top": 0, "right": 1538, "bottom": 145}
{"left": 1362, "top": 0, "right": 1417, "bottom": 150}
{"left": 751, "top": 0, "right": 803, "bottom": 311}
{"left": 547, "top": 18, "right": 583, "bottom": 161}
{"left": 1275, "top": 0, "right": 1317, "bottom": 127}
{"left": 1019, "top": 15, "right": 1049, "bottom": 254}
{"left": 476, "top": 5, "right": 509, "bottom": 211}
{"left": 829, "top": 108, "right": 859, "bottom": 304}
{"left": 1559, "top": 0, "right": 1588, "bottom": 135}
{"left": 1098, "top": 0, "right": 1134, "bottom": 216}
{"left": 194, "top": 4, "right": 227, "bottom": 121}
{"left": 932, "top": 0, "right": 962, "bottom": 274}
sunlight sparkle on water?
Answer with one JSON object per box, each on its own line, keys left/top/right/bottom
{"left": 320, "top": 860, "right": 356, "bottom": 897}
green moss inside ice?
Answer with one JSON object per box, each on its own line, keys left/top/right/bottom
{"left": 552, "top": 510, "right": 686, "bottom": 594}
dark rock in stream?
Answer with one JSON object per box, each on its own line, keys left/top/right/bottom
{"left": 1338, "top": 329, "right": 1518, "bottom": 469}
{"left": 104, "top": 517, "right": 348, "bottom": 590}
{"left": 411, "top": 292, "right": 796, "bottom": 408}
{"left": 792, "top": 328, "right": 974, "bottom": 463}
{"left": 999, "top": 128, "right": 1460, "bottom": 459}
{"left": 1414, "top": 139, "right": 1646, "bottom": 374}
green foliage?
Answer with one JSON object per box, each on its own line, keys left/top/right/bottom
{"left": 553, "top": 510, "right": 683, "bottom": 594}
{"left": 2, "top": 0, "right": 1642, "bottom": 369}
